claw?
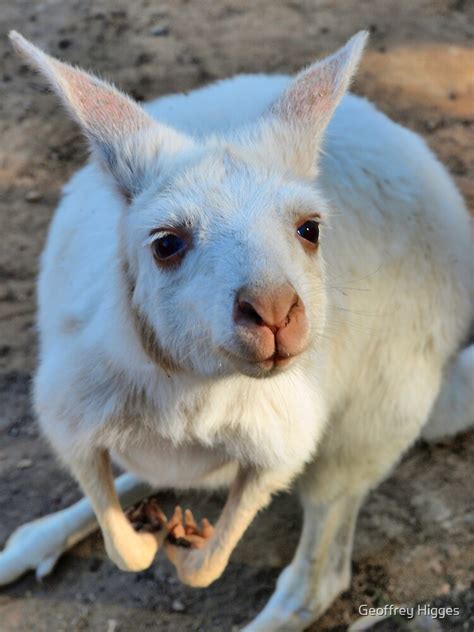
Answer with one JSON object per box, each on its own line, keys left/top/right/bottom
{"left": 168, "top": 506, "right": 183, "bottom": 529}
{"left": 167, "top": 506, "right": 184, "bottom": 535}
{"left": 200, "top": 518, "right": 214, "bottom": 540}
{"left": 165, "top": 507, "right": 214, "bottom": 549}
{"left": 184, "top": 509, "right": 198, "bottom": 535}
{"left": 126, "top": 497, "right": 167, "bottom": 533}
{"left": 145, "top": 499, "right": 167, "bottom": 529}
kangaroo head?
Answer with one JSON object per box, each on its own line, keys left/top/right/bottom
{"left": 11, "top": 30, "right": 367, "bottom": 378}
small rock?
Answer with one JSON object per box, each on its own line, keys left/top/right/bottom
{"left": 439, "top": 582, "right": 451, "bottom": 594}
{"left": 17, "top": 458, "right": 33, "bottom": 469}
{"left": 150, "top": 24, "right": 170, "bottom": 37}
{"left": 106, "top": 620, "right": 118, "bottom": 632}
{"left": 429, "top": 558, "right": 443, "bottom": 574}
{"left": 171, "top": 599, "right": 185, "bottom": 612}
{"left": 454, "top": 579, "right": 468, "bottom": 592}
{"left": 25, "top": 190, "right": 42, "bottom": 202}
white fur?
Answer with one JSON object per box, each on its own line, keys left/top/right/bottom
{"left": 2, "top": 31, "right": 472, "bottom": 630}
{"left": 421, "top": 344, "right": 474, "bottom": 440}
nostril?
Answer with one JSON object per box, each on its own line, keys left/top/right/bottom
{"left": 236, "top": 300, "right": 264, "bottom": 327}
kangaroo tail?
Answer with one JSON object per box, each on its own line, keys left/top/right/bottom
{"left": 421, "top": 343, "right": 474, "bottom": 441}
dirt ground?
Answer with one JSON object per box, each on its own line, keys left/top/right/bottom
{"left": 0, "top": 1, "right": 473, "bottom": 631}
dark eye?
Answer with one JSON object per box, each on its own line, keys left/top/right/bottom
{"left": 297, "top": 220, "right": 319, "bottom": 246}
{"left": 151, "top": 232, "right": 187, "bottom": 263}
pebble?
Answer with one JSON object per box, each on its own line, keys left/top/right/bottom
{"left": 454, "top": 579, "right": 468, "bottom": 592}
{"left": 17, "top": 458, "right": 33, "bottom": 469}
{"left": 439, "top": 582, "right": 451, "bottom": 594}
{"left": 25, "top": 190, "right": 42, "bottom": 202}
{"left": 429, "top": 558, "right": 443, "bottom": 574}
{"left": 150, "top": 24, "right": 170, "bottom": 37}
{"left": 171, "top": 599, "right": 185, "bottom": 612}
{"left": 106, "top": 620, "right": 118, "bottom": 632}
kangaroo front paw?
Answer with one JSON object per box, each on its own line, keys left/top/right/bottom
{"left": 164, "top": 506, "right": 218, "bottom": 587}
{"left": 166, "top": 506, "right": 215, "bottom": 549}
{"left": 104, "top": 500, "right": 167, "bottom": 573}
{"left": 104, "top": 529, "right": 160, "bottom": 572}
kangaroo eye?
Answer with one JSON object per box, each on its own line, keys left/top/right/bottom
{"left": 297, "top": 220, "right": 319, "bottom": 246}
{"left": 151, "top": 231, "right": 187, "bottom": 264}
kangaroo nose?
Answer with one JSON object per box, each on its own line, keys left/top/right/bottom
{"left": 234, "top": 284, "right": 299, "bottom": 333}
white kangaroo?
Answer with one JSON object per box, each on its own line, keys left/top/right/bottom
{"left": 1, "top": 30, "right": 472, "bottom": 631}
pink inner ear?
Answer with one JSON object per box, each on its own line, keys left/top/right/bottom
{"left": 274, "top": 60, "right": 341, "bottom": 125}
{"left": 55, "top": 61, "right": 151, "bottom": 139}
{"left": 271, "top": 31, "right": 368, "bottom": 131}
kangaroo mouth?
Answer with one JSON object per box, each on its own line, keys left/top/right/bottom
{"left": 257, "top": 351, "right": 295, "bottom": 371}
{"left": 219, "top": 346, "right": 298, "bottom": 378}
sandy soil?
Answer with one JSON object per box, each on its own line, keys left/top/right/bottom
{"left": 0, "top": 1, "right": 473, "bottom": 631}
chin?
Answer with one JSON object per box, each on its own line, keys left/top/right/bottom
{"left": 224, "top": 351, "right": 299, "bottom": 379}
{"left": 187, "top": 353, "right": 239, "bottom": 379}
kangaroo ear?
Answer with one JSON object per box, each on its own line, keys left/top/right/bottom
{"left": 9, "top": 31, "right": 187, "bottom": 200}
{"left": 264, "top": 31, "right": 368, "bottom": 176}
